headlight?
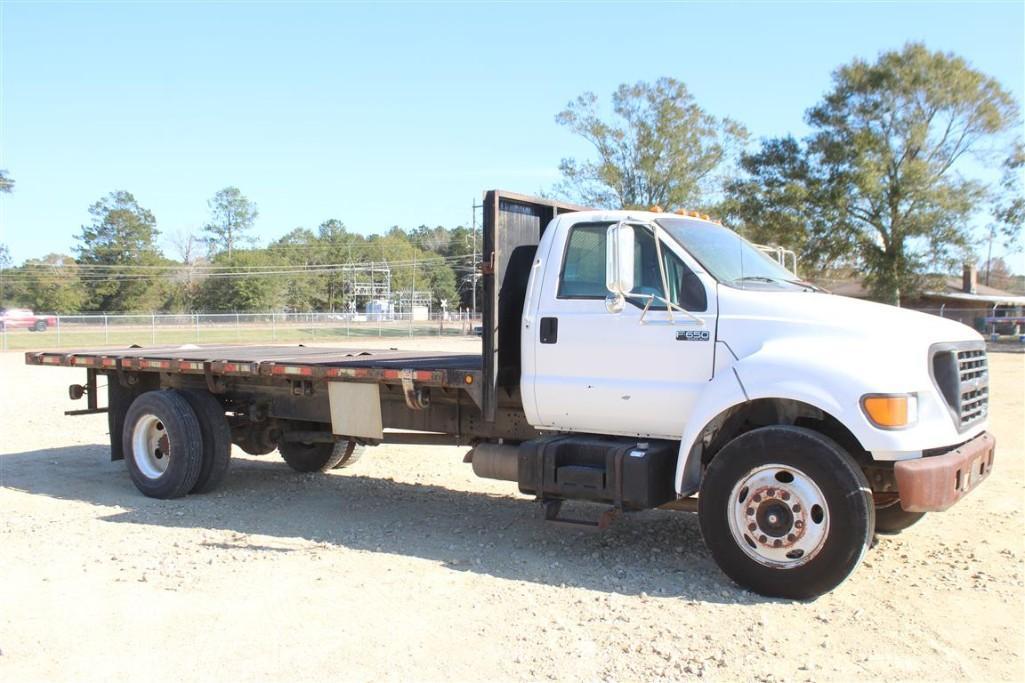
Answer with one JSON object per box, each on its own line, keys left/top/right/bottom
{"left": 861, "top": 393, "right": 918, "bottom": 429}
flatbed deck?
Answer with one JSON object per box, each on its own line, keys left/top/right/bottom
{"left": 25, "top": 344, "right": 483, "bottom": 388}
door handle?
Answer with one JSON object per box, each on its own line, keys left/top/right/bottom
{"left": 539, "top": 317, "right": 558, "bottom": 344}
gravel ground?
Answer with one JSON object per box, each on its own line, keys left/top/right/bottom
{"left": 1, "top": 341, "right": 1022, "bottom": 682}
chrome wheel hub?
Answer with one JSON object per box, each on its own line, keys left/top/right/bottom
{"left": 727, "top": 464, "right": 829, "bottom": 568}
{"left": 131, "top": 414, "right": 171, "bottom": 480}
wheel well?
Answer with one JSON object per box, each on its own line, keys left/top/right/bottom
{"left": 699, "top": 398, "right": 871, "bottom": 468}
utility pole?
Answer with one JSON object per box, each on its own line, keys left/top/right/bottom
{"left": 985, "top": 225, "right": 995, "bottom": 287}
{"left": 471, "top": 200, "right": 482, "bottom": 318}
{"left": 409, "top": 249, "right": 417, "bottom": 336}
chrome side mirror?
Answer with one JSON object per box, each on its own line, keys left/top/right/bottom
{"left": 606, "top": 222, "right": 635, "bottom": 313}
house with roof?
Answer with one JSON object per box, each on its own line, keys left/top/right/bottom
{"left": 818, "top": 265, "right": 1025, "bottom": 335}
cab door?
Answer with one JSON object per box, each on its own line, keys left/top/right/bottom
{"left": 528, "top": 220, "right": 717, "bottom": 439}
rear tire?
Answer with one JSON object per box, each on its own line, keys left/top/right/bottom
{"left": 279, "top": 438, "right": 350, "bottom": 473}
{"left": 180, "top": 390, "right": 232, "bottom": 494}
{"left": 875, "top": 501, "right": 926, "bottom": 534}
{"left": 122, "top": 390, "right": 204, "bottom": 499}
{"left": 330, "top": 440, "right": 365, "bottom": 469}
{"left": 698, "top": 426, "right": 874, "bottom": 600}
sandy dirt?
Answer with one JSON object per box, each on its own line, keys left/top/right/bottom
{"left": 1, "top": 340, "right": 1022, "bottom": 682}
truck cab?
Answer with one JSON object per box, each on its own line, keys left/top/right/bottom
{"left": 483, "top": 195, "right": 994, "bottom": 597}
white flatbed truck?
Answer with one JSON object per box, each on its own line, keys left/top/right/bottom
{"left": 26, "top": 190, "right": 996, "bottom": 598}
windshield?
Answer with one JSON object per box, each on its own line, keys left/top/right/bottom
{"left": 655, "top": 217, "right": 804, "bottom": 289}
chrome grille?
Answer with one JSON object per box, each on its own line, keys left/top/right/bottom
{"left": 931, "top": 343, "right": 989, "bottom": 430}
{"left": 956, "top": 348, "right": 988, "bottom": 426}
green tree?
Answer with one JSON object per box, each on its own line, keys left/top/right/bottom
{"left": 315, "top": 219, "right": 367, "bottom": 311}
{"left": 75, "top": 191, "right": 165, "bottom": 311}
{"left": 720, "top": 136, "right": 857, "bottom": 276}
{"left": 806, "top": 43, "right": 1018, "bottom": 304}
{"left": 204, "top": 187, "right": 258, "bottom": 259}
{"left": 0, "top": 243, "right": 12, "bottom": 305}
{"left": 196, "top": 249, "right": 286, "bottom": 312}
{"left": 443, "top": 225, "right": 481, "bottom": 309}
{"left": 271, "top": 227, "right": 323, "bottom": 312}
{"left": 422, "top": 256, "right": 459, "bottom": 310}
{"left": 8, "top": 254, "right": 85, "bottom": 313}
{"left": 992, "top": 142, "right": 1024, "bottom": 252}
{"left": 725, "top": 44, "right": 1019, "bottom": 304}
{"left": 555, "top": 77, "right": 747, "bottom": 210}
{"left": 0, "top": 173, "right": 12, "bottom": 303}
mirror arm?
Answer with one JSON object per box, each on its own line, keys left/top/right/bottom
{"left": 636, "top": 293, "right": 704, "bottom": 325}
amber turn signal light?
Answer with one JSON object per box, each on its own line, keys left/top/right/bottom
{"left": 861, "top": 394, "right": 917, "bottom": 429}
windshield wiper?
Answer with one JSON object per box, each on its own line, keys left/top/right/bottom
{"left": 780, "top": 278, "right": 825, "bottom": 292}
{"left": 734, "top": 275, "right": 821, "bottom": 292}
{"left": 733, "top": 276, "right": 781, "bottom": 285}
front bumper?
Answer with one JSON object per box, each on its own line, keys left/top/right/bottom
{"left": 893, "top": 432, "right": 995, "bottom": 512}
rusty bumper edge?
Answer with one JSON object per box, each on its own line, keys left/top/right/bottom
{"left": 893, "top": 432, "right": 996, "bottom": 513}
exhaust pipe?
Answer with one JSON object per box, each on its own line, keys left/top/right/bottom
{"left": 469, "top": 443, "right": 519, "bottom": 482}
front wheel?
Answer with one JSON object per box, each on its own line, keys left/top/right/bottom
{"left": 698, "top": 426, "right": 874, "bottom": 600}
{"left": 33, "top": 320, "right": 48, "bottom": 332}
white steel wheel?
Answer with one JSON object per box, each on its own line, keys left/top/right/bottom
{"left": 698, "top": 426, "right": 874, "bottom": 600}
{"left": 727, "top": 464, "right": 829, "bottom": 568}
{"left": 122, "top": 390, "right": 204, "bottom": 499}
{"left": 131, "top": 414, "right": 172, "bottom": 479}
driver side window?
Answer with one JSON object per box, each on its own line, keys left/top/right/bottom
{"left": 556, "top": 223, "right": 706, "bottom": 312}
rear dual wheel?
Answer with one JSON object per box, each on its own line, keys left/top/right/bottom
{"left": 123, "top": 389, "right": 231, "bottom": 499}
{"left": 279, "top": 438, "right": 364, "bottom": 473}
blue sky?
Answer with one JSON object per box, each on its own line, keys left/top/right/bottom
{"left": 1, "top": 1, "right": 1022, "bottom": 267}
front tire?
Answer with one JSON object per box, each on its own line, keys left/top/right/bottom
{"left": 698, "top": 426, "right": 874, "bottom": 600}
{"left": 122, "top": 390, "right": 204, "bottom": 499}
{"left": 33, "top": 320, "right": 48, "bottom": 332}
{"left": 875, "top": 501, "right": 926, "bottom": 534}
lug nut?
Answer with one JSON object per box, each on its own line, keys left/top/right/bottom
{"left": 746, "top": 507, "right": 755, "bottom": 516}
{"left": 759, "top": 535, "right": 767, "bottom": 543}
{"left": 766, "top": 488, "right": 775, "bottom": 497}
{"left": 781, "top": 492, "right": 790, "bottom": 501}
{"left": 773, "top": 539, "right": 782, "bottom": 547}
{"left": 748, "top": 522, "right": 757, "bottom": 532}
{"left": 753, "top": 494, "right": 762, "bottom": 503}
{"left": 787, "top": 533, "right": 796, "bottom": 542}
{"left": 792, "top": 504, "right": 801, "bottom": 513}
{"left": 795, "top": 520, "right": 804, "bottom": 529}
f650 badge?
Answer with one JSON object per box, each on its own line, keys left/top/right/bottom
{"left": 676, "top": 330, "right": 710, "bottom": 342}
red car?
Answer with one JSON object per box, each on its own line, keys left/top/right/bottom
{"left": 0, "top": 308, "right": 57, "bottom": 332}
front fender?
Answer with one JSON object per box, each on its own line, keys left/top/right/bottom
{"left": 675, "top": 336, "right": 962, "bottom": 495}
{"left": 675, "top": 364, "right": 747, "bottom": 495}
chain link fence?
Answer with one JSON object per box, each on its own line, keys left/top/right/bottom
{"left": 4, "top": 307, "right": 1021, "bottom": 353}
{"left": 911, "top": 307, "right": 1024, "bottom": 337}
{"left": 1, "top": 311, "right": 484, "bottom": 351}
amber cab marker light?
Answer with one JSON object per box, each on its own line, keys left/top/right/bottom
{"left": 861, "top": 394, "right": 917, "bottom": 429}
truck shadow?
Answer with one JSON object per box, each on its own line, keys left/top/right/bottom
{"left": 1, "top": 444, "right": 773, "bottom": 605}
